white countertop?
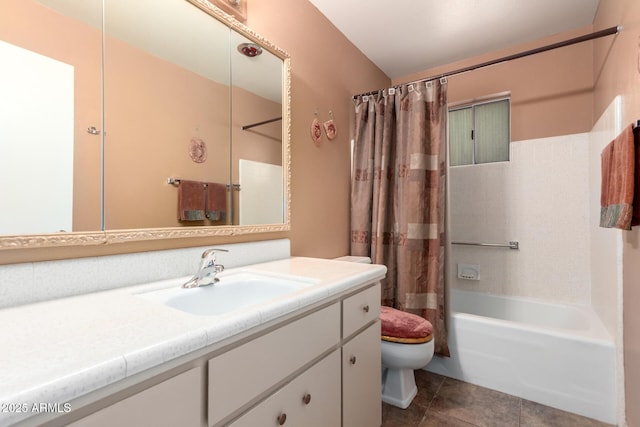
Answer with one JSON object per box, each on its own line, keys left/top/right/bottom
{"left": 0, "top": 257, "right": 385, "bottom": 426}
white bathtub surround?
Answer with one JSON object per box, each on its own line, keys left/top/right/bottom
{"left": 448, "top": 97, "right": 627, "bottom": 426}
{"left": 589, "top": 96, "right": 623, "bottom": 339}
{"left": 0, "top": 256, "right": 386, "bottom": 426}
{"left": 0, "top": 239, "right": 291, "bottom": 309}
{"left": 450, "top": 133, "right": 591, "bottom": 304}
{"left": 588, "top": 95, "right": 625, "bottom": 425}
{"left": 427, "top": 289, "right": 616, "bottom": 424}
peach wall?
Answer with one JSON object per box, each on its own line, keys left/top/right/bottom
{"left": 594, "top": 1, "right": 640, "bottom": 425}
{"left": 245, "top": 0, "right": 390, "bottom": 258}
{"left": 231, "top": 85, "right": 283, "bottom": 225}
{"left": 231, "top": 87, "right": 282, "bottom": 169}
{"left": 393, "top": 26, "right": 595, "bottom": 142}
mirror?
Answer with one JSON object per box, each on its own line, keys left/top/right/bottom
{"left": 102, "top": 0, "right": 233, "bottom": 230}
{"left": 0, "top": 0, "right": 290, "bottom": 249}
{"left": 0, "top": 0, "right": 103, "bottom": 235}
{"left": 230, "top": 30, "right": 285, "bottom": 226}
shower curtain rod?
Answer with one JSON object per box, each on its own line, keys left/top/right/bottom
{"left": 241, "top": 116, "right": 282, "bottom": 130}
{"left": 352, "top": 25, "right": 621, "bottom": 100}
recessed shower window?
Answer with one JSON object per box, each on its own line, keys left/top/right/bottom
{"left": 449, "top": 98, "right": 510, "bottom": 166}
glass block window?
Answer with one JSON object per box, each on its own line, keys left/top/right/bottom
{"left": 449, "top": 98, "right": 510, "bottom": 166}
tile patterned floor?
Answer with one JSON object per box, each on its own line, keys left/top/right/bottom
{"left": 382, "top": 371, "right": 615, "bottom": 427}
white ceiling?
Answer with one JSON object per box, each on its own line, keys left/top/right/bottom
{"left": 308, "top": 0, "right": 600, "bottom": 80}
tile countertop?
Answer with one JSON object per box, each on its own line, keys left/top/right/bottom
{"left": 0, "top": 257, "right": 386, "bottom": 426}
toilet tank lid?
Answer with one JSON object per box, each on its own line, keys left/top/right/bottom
{"left": 333, "top": 256, "right": 372, "bottom": 264}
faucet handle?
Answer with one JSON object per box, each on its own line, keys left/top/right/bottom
{"left": 201, "top": 248, "right": 229, "bottom": 258}
{"left": 200, "top": 248, "right": 228, "bottom": 269}
{"left": 184, "top": 249, "right": 230, "bottom": 288}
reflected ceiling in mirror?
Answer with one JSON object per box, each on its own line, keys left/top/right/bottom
{"left": 0, "top": 0, "right": 290, "bottom": 249}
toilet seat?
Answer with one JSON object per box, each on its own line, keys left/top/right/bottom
{"left": 381, "top": 334, "right": 433, "bottom": 344}
{"left": 380, "top": 306, "right": 433, "bottom": 342}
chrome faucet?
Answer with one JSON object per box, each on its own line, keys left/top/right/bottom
{"left": 183, "top": 248, "right": 229, "bottom": 288}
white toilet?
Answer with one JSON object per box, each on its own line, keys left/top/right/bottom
{"left": 380, "top": 331, "right": 434, "bottom": 409}
{"left": 334, "top": 256, "right": 435, "bottom": 409}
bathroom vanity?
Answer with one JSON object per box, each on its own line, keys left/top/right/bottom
{"left": 0, "top": 257, "right": 385, "bottom": 427}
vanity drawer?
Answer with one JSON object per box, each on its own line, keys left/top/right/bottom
{"left": 70, "top": 367, "right": 205, "bottom": 427}
{"left": 342, "top": 283, "right": 380, "bottom": 338}
{"left": 208, "top": 303, "right": 340, "bottom": 426}
{"left": 228, "top": 350, "right": 341, "bottom": 427}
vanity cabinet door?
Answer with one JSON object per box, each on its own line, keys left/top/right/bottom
{"left": 208, "top": 303, "right": 340, "bottom": 425}
{"left": 342, "top": 321, "right": 381, "bottom": 427}
{"left": 228, "top": 350, "right": 341, "bottom": 427}
{"left": 69, "top": 367, "right": 205, "bottom": 427}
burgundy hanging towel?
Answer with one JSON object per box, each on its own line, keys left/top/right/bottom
{"left": 600, "top": 124, "right": 636, "bottom": 230}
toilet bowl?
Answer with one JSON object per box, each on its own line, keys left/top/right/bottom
{"left": 380, "top": 335, "right": 434, "bottom": 409}
{"left": 333, "top": 255, "right": 435, "bottom": 409}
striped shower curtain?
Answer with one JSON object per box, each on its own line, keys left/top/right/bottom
{"left": 350, "top": 80, "right": 449, "bottom": 356}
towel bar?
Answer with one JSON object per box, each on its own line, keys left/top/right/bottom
{"left": 452, "top": 241, "right": 519, "bottom": 250}
{"left": 167, "top": 178, "right": 240, "bottom": 191}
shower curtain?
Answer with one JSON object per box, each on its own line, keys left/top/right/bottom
{"left": 350, "top": 80, "right": 449, "bottom": 356}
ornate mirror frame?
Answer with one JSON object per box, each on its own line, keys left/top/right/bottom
{"left": 0, "top": 0, "right": 291, "bottom": 251}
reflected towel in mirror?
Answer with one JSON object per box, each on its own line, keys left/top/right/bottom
{"left": 205, "top": 182, "right": 227, "bottom": 221}
{"left": 178, "top": 180, "right": 206, "bottom": 221}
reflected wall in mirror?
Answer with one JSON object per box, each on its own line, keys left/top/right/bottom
{"left": 0, "top": 0, "right": 103, "bottom": 235}
{"left": 103, "top": 0, "right": 232, "bottom": 230}
{"left": 230, "top": 30, "right": 284, "bottom": 225}
{"left": 0, "top": 0, "right": 290, "bottom": 249}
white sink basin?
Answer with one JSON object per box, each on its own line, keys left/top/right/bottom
{"left": 137, "top": 271, "right": 316, "bottom": 316}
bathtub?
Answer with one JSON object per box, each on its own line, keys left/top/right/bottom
{"left": 426, "top": 289, "right": 616, "bottom": 424}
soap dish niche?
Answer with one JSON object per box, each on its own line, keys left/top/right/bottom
{"left": 457, "top": 263, "right": 480, "bottom": 281}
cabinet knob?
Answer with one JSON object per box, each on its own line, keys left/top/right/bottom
{"left": 350, "top": 355, "right": 357, "bottom": 365}
{"left": 362, "top": 304, "right": 370, "bottom": 313}
{"left": 277, "top": 413, "right": 287, "bottom": 425}
{"left": 302, "top": 393, "right": 312, "bottom": 405}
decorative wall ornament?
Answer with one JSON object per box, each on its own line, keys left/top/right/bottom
{"left": 323, "top": 110, "right": 337, "bottom": 140}
{"left": 311, "top": 111, "right": 322, "bottom": 145}
{"left": 189, "top": 137, "right": 207, "bottom": 163}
